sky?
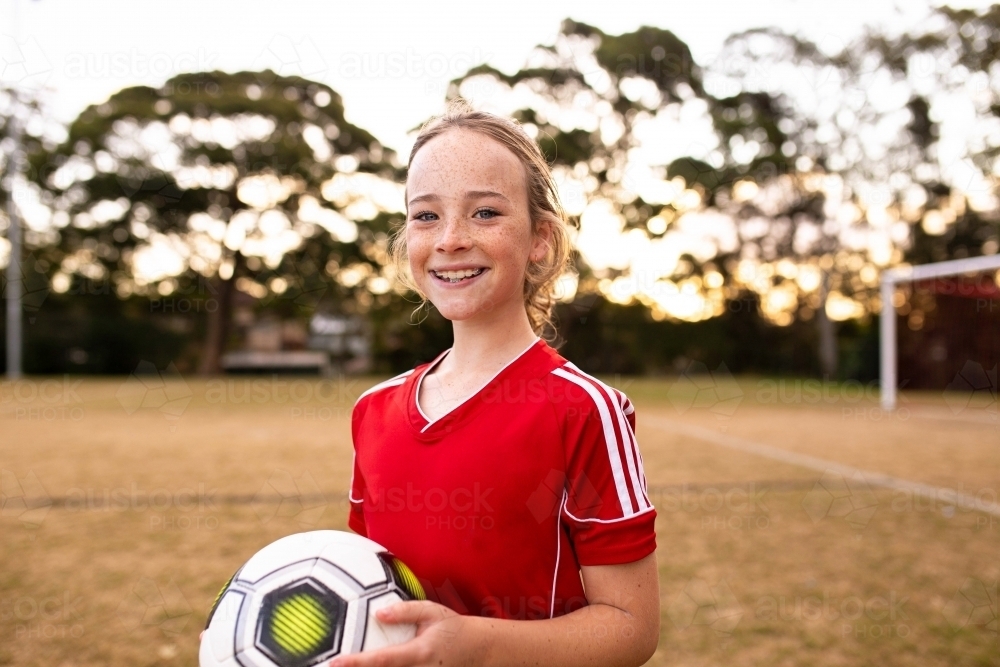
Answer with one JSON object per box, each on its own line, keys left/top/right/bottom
{"left": 2, "top": 0, "right": 991, "bottom": 155}
{"left": 2, "top": 0, "right": 996, "bottom": 324}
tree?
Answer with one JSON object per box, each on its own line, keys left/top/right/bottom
{"left": 446, "top": 20, "right": 744, "bottom": 329}
{"left": 706, "top": 6, "right": 1000, "bottom": 373}
{"left": 446, "top": 14, "right": 1000, "bottom": 376}
{"left": 38, "top": 70, "right": 404, "bottom": 373}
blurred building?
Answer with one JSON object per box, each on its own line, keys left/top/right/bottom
{"left": 221, "top": 310, "right": 371, "bottom": 376}
{"left": 307, "top": 312, "right": 372, "bottom": 375}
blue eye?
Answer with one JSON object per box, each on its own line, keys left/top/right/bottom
{"left": 411, "top": 211, "right": 437, "bottom": 222}
{"left": 474, "top": 208, "right": 499, "bottom": 219}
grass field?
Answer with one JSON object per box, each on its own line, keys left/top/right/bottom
{"left": 1, "top": 373, "right": 997, "bottom": 666}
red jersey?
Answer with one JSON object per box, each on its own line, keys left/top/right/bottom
{"left": 348, "top": 337, "right": 655, "bottom": 620}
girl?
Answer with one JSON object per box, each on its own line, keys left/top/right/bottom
{"left": 333, "top": 101, "right": 659, "bottom": 667}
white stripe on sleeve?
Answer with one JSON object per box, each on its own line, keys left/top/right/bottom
{"left": 552, "top": 367, "right": 635, "bottom": 517}
{"left": 564, "top": 364, "right": 649, "bottom": 512}
{"left": 355, "top": 370, "right": 412, "bottom": 405}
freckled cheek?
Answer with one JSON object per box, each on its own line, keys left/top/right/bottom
{"left": 487, "top": 248, "right": 532, "bottom": 290}
{"left": 485, "top": 229, "right": 532, "bottom": 274}
{"left": 406, "top": 233, "right": 432, "bottom": 283}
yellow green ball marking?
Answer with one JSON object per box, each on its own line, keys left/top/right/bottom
{"left": 268, "top": 592, "right": 332, "bottom": 657}
{"left": 388, "top": 556, "right": 426, "bottom": 601}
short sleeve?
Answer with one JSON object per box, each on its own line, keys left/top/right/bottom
{"left": 348, "top": 402, "right": 368, "bottom": 537}
{"left": 557, "top": 373, "right": 655, "bottom": 566}
{"left": 348, "top": 451, "right": 367, "bottom": 536}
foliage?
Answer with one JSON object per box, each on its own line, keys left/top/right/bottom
{"left": 4, "top": 11, "right": 1000, "bottom": 377}
{"left": 26, "top": 70, "right": 406, "bottom": 370}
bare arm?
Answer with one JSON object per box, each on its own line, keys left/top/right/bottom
{"left": 328, "top": 552, "right": 660, "bottom": 667}
{"left": 474, "top": 553, "right": 661, "bottom": 667}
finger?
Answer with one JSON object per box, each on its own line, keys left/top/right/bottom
{"left": 375, "top": 600, "right": 445, "bottom": 626}
{"left": 328, "top": 640, "right": 425, "bottom": 667}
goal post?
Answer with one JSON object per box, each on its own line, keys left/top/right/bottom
{"left": 880, "top": 253, "right": 1000, "bottom": 411}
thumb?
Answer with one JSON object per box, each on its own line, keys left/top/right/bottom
{"left": 376, "top": 600, "right": 444, "bottom": 627}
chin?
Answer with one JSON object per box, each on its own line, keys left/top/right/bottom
{"left": 431, "top": 298, "right": 491, "bottom": 322}
{"left": 421, "top": 281, "right": 523, "bottom": 324}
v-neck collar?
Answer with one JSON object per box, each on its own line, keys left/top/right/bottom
{"left": 408, "top": 336, "right": 542, "bottom": 436}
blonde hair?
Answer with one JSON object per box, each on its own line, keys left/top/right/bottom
{"left": 389, "top": 99, "right": 571, "bottom": 341}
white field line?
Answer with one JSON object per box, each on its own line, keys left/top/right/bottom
{"left": 643, "top": 417, "right": 1000, "bottom": 519}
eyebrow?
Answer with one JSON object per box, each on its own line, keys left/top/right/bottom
{"left": 408, "top": 190, "right": 511, "bottom": 207}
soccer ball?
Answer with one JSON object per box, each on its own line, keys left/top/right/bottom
{"left": 199, "top": 530, "right": 425, "bottom": 667}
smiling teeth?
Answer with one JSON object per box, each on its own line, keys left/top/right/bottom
{"left": 434, "top": 268, "right": 484, "bottom": 282}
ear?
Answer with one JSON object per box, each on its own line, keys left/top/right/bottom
{"left": 529, "top": 214, "right": 556, "bottom": 263}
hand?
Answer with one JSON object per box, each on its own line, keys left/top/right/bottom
{"left": 329, "top": 600, "right": 480, "bottom": 667}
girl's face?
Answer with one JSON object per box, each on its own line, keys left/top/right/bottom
{"left": 405, "top": 128, "right": 549, "bottom": 327}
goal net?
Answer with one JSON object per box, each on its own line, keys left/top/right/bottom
{"left": 881, "top": 255, "right": 1000, "bottom": 415}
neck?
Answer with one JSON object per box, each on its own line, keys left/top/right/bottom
{"left": 444, "top": 302, "right": 539, "bottom": 376}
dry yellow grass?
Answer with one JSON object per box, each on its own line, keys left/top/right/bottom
{"left": 1, "top": 375, "right": 997, "bottom": 666}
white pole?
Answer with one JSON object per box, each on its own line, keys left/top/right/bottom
{"left": 883, "top": 253, "right": 1000, "bottom": 282}
{"left": 4, "top": 0, "right": 24, "bottom": 379}
{"left": 880, "top": 276, "right": 896, "bottom": 411}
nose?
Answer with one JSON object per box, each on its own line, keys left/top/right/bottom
{"left": 435, "top": 214, "right": 472, "bottom": 254}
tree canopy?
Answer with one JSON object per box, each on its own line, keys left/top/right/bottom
{"left": 444, "top": 11, "right": 1000, "bottom": 373}
{"left": 3, "top": 9, "right": 999, "bottom": 377}
{"left": 27, "top": 70, "right": 406, "bottom": 371}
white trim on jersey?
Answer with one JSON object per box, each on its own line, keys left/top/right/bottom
{"left": 352, "top": 371, "right": 414, "bottom": 505}
{"left": 562, "top": 504, "right": 656, "bottom": 524}
{"left": 610, "top": 387, "right": 634, "bottom": 415}
{"left": 413, "top": 347, "right": 454, "bottom": 426}
{"left": 606, "top": 389, "right": 646, "bottom": 497}
{"left": 416, "top": 337, "right": 541, "bottom": 433}
{"left": 550, "top": 488, "right": 567, "bottom": 619}
{"left": 551, "top": 367, "right": 636, "bottom": 517}
{"left": 355, "top": 369, "right": 414, "bottom": 405}
{"left": 611, "top": 387, "right": 624, "bottom": 408}
{"left": 563, "top": 363, "right": 651, "bottom": 512}
{"left": 348, "top": 451, "right": 364, "bottom": 503}
{"left": 620, "top": 419, "right": 650, "bottom": 505}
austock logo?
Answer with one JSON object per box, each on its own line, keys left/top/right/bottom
{"left": 115, "top": 577, "right": 192, "bottom": 636}
{"left": 801, "top": 470, "right": 878, "bottom": 530}
{"left": 942, "top": 578, "right": 998, "bottom": 640}
{"left": 649, "top": 482, "right": 770, "bottom": 532}
{"left": 2, "top": 590, "right": 85, "bottom": 641}
{"left": 525, "top": 469, "right": 601, "bottom": 525}
{"left": 945, "top": 361, "right": 998, "bottom": 423}
{"left": 115, "top": 361, "right": 193, "bottom": 428}
{"left": 0, "top": 253, "right": 51, "bottom": 324}
{"left": 0, "top": 32, "right": 52, "bottom": 89}
{"left": 251, "top": 35, "right": 327, "bottom": 92}
{"left": 0, "top": 469, "right": 52, "bottom": 529}
{"left": 667, "top": 578, "right": 743, "bottom": 637}
{"left": 755, "top": 588, "right": 910, "bottom": 639}
{"left": 114, "top": 160, "right": 184, "bottom": 203}
{"left": 1, "top": 376, "right": 85, "bottom": 421}
{"left": 251, "top": 255, "right": 329, "bottom": 311}
{"left": 251, "top": 469, "right": 328, "bottom": 529}
{"left": 667, "top": 361, "right": 744, "bottom": 429}
{"left": 567, "top": 292, "right": 601, "bottom": 324}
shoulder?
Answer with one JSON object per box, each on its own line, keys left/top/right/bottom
{"left": 352, "top": 347, "right": 453, "bottom": 421}
{"left": 352, "top": 368, "right": 415, "bottom": 420}
{"left": 547, "top": 360, "right": 634, "bottom": 420}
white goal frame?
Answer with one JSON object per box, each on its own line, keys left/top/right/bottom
{"left": 880, "top": 253, "right": 1000, "bottom": 410}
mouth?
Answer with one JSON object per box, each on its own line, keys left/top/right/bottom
{"left": 430, "top": 267, "right": 487, "bottom": 284}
